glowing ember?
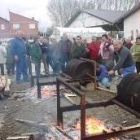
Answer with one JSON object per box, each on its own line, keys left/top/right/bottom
{"left": 29, "top": 85, "right": 57, "bottom": 98}
{"left": 76, "top": 117, "right": 105, "bottom": 135}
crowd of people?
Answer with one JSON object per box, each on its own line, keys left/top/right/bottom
{"left": 0, "top": 30, "right": 139, "bottom": 87}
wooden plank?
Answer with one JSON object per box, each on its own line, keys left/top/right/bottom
{"left": 96, "top": 87, "right": 115, "bottom": 94}
{"left": 6, "top": 136, "right": 29, "bottom": 140}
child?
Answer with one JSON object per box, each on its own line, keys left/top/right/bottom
{"left": 96, "top": 63, "right": 110, "bottom": 89}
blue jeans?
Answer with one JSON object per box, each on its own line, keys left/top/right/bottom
{"left": 122, "top": 65, "right": 135, "bottom": 77}
{"left": 16, "top": 56, "right": 28, "bottom": 82}
{"left": 101, "top": 77, "right": 110, "bottom": 88}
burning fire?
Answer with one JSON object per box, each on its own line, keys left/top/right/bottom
{"left": 76, "top": 117, "right": 105, "bottom": 135}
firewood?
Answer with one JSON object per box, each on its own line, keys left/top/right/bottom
{"left": 21, "top": 132, "right": 40, "bottom": 136}
{"left": 63, "top": 94, "right": 76, "bottom": 105}
{"left": 6, "top": 136, "right": 29, "bottom": 140}
{"left": 97, "top": 87, "right": 115, "bottom": 93}
{"left": 15, "top": 119, "right": 36, "bottom": 125}
{"left": 65, "top": 93, "right": 77, "bottom": 97}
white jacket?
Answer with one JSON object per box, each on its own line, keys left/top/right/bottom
{"left": 0, "top": 45, "right": 6, "bottom": 64}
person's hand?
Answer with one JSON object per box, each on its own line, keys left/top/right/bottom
{"left": 14, "top": 55, "right": 18, "bottom": 62}
{"left": 108, "top": 70, "right": 115, "bottom": 75}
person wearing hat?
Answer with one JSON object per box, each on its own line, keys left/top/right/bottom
{"left": 130, "top": 37, "right": 140, "bottom": 73}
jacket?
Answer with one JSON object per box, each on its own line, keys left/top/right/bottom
{"left": 6, "top": 43, "right": 14, "bottom": 64}
{"left": 113, "top": 46, "right": 135, "bottom": 71}
{"left": 88, "top": 41, "right": 100, "bottom": 60}
{"left": 30, "top": 42, "right": 42, "bottom": 63}
{"left": 99, "top": 42, "right": 114, "bottom": 59}
{"left": 130, "top": 43, "right": 140, "bottom": 62}
{"left": 71, "top": 43, "right": 86, "bottom": 59}
{"left": 58, "top": 39, "right": 72, "bottom": 53}
{"left": 11, "top": 37, "right": 26, "bottom": 57}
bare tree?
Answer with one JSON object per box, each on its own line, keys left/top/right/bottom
{"left": 47, "top": 0, "right": 140, "bottom": 26}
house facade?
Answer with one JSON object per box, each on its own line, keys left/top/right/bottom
{"left": 124, "top": 9, "right": 140, "bottom": 40}
{"left": 0, "top": 12, "right": 38, "bottom": 39}
{"left": 0, "top": 17, "right": 10, "bottom": 38}
{"left": 9, "top": 12, "right": 38, "bottom": 38}
{"left": 115, "top": 3, "right": 140, "bottom": 40}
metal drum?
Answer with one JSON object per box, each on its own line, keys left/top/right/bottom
{"left": 65, "top": 59, "right": 94, "bottom": 79}
{"left": 117, "top": 73, "right": 140, "bottom": 112}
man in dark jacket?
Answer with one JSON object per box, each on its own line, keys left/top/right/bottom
{"left": 6, "top": 41, "right": 15, "bottom": 75}
{"left": 22, "top": 37, "right": 32, "bottom": 75}
{"left": 58, "top": 33, "right": 72, "bottom": 72}
{"left": 11, "top": 31, "right": 28, "bottom": 83}
{"left": 71, "top": 36, "right": 86, "bottom": 59}
{"left": 38, "top": 36, "right": 49, "bottom": 75}
{"left": 30, "top": 38, "right": 42, "bottom": 77}
{"left": 108, "top": 39, "right": 135, "bottom": 77}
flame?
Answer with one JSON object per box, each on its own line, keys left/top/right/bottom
{"left": 76, "top": 117, "right": 105, "bottom": 135}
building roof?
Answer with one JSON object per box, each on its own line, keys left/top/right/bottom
{"left": 9, "top": 11, "right": 38, "bottom": 23}
{"left": 0, "top": 17, "right": 9, "bottom": 23}
{"left": 115, "top": 3, "right": 140, "bottom": 23}
{"left": 65, "top": 9, "right": 125, "bottom": 27}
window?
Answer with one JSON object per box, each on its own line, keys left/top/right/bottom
{"left": 29, "top": 24, "right": 35, "bottom": 29}
{"left": 0, "top": 24, "right": 5, "bottom": 30}
{"left": 13, "top": 24, "right": 20, "bottom": 29}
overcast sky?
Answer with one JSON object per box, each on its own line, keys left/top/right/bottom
{"left": 0, "top": 0, "right": 52, "bottom": 31}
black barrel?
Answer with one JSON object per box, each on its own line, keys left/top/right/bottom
{"left": 117, "top": 73, "right": 140, "bottom": 112}
{"left": 65, "top": 59, "right": 94, "bottom": 79}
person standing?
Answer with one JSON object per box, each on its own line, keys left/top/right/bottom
{"left": 44, "top": 38, "right": 53, "bottom": 72}
{"left": 108, "top": 39, "right": 135, "bottom": 77}
{"left": 58, "top": 33, "right": 72, "bottom": 72}
{"left": 38, "top": 36, "right": 49, "bottom": 75}
{"left": 130, "top": 37, "right": 140, "bottom": 73}
{"left": 30, "top": 38, "right": 42, "bottom": 77}
{"left": 87, "top": 36, "right": 101, "bottom": 62}
{"left": 0, "top": 41, "right": 6, "bottom": 75}
{"left": 51, "top": 38, "right": 61, "bottom": 74}
{"left": 99, "top": 34, "right": 114, "bottom": 70}
{"left": 71, "top": 36, "right": 86, "bottom": 59}
{"left": 22, "top": 37, "right": 32, "bottom": 75}
{"left": 11, "top": 31, "right": 28, "bottom": 83}
{"left": 123, "top": 37, "right": 133, "bottom": 50}
{"left": 6, "top": 41, "right": 15, "bottom": 75}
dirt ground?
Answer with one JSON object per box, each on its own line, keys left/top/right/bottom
{"left": 0, "top": 76, "right": 140, "bottom": 139}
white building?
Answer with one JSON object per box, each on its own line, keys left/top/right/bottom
{"left": 116, "top": 3, "right": 140, "bottom": 40}
{"left": 65, "top": 10, "right": 125, "bottom": 31}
